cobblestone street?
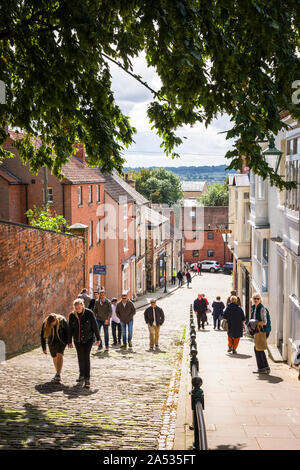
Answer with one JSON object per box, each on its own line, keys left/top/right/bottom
{"left": 0, "top": 273, "right": 228, "bottom": 450}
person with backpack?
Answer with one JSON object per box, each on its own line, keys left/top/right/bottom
{"left": 212, "top": 296, "right": 225, "bottom": 330}
{"left": 251, "top": 293, "right": 271, "bottom": 374}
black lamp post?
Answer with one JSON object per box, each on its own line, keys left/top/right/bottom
{"left": 262, "top": 135, "right": 283, "bottom": 173}
{"left": 163, "top": 253, "right": 168, "bottom": 293}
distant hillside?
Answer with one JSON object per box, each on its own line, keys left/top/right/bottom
{"left": 123, "top": 165, "right": 235, "bottom": 182}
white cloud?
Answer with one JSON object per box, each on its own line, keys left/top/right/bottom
{"left": 109, "top": 53, "right": 235, "bottom": 167}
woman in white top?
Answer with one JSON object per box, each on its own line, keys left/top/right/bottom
{"left": 111, "top": 297, "right": 121, "bottom": 345}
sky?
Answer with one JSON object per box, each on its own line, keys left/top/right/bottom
{"left": 109, "top": 53, "right": 235, "bottom": 168}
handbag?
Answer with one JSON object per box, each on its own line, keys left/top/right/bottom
{"left": 221, "top": 318, "right": 228, "bottom": 331}
{"left": 254, "top": 327, "right": 268, "bottom": 351}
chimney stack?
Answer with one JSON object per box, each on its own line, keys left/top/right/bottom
{"left": 73, "top": 143, "right": 86, "bottom": 164}
{"left": 127, "top": 172, "right": 135, "bottom": 189}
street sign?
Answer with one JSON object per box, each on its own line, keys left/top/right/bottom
{"left": 214, "top": 229, "right": 232, "bottom": 234}
{"left": 93, "top": 265, "right": 106, "bottom": 275}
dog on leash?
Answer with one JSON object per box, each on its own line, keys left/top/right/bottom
{"left": 294, "top": 345, "right": 300, "bottom": 381}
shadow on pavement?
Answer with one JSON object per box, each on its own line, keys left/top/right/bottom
{"left": 227, "top": 353, "right": 253, "bottom": 360}
{"left": 0, "top": 402, "right": 124, "bottom": 449}
{"left": 35, "top": 382, "right": 99, "bottom": 399}
{"left": 256, "top": 374, "right": 283, "bottom": 384}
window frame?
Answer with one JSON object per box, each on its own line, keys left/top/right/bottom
{"left": 78, "top": 186, "right": 83, "bottom": 206}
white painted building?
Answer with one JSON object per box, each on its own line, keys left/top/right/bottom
{"left": 227, "top": 173, "right": 251, "bottom": 319}
{"left": 249, "top": 115, "right": 300, "bottom": 364}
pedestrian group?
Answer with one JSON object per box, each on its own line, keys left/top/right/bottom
{"left": 41, "top": 276, "right": 272, "bottom": 390}
{"left": 193, "top": 289, "right": 271, "bottom": 374}
{"left": 41, "top": 288, "right": 165, "bottom": 389}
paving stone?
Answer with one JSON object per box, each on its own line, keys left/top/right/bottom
{"left": 0, "top": 281, "right": 191, "bottom": 450}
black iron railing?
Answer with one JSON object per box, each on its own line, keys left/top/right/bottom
{"left": 189, "top": 304, "right": 208, "bottom": 450}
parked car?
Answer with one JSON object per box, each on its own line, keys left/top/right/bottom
{"left": 200, "top": 260, "right": 221, "bottom": 272}
{"left": 222, "top": 262, "right": 233, "bottom": 274}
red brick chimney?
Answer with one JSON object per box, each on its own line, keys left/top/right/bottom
{"left": 127, "top": 172, "right": 135, "bottom": 189}
{"left": 73, "top": 143, "right": 86, "bottom": 164}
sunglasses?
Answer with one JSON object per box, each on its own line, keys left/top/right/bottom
{"left": 253, "top": 297, "right": 260, "bottom": 300}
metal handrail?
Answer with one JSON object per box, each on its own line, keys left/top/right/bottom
{"left": 189, "top": 304, "right": 208, "bottom": 450}
{"left": 195, "top": 401, "right": 208, "bottom": 450}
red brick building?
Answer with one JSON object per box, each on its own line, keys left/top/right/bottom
{"left": 1, "top": 132, "right": 106, "bottom": 295}
{"left": 0, "top": 220, "right": 85, "bottom": 356}
{"left": 182, "top": 204, "right": 232, "bottom": 266}
{"left": 102, "top": 172, "right": 137, "bottom": 300}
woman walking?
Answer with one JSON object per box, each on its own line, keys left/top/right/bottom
{"left": 186, "top": 271, "right": 192, "bottom": 288}
{"left": 68, "top": 298, "right": 100, "bottom": 389}
{"left": 251, "top": 293, "right": 271, "bottom": 374}
{"left": 223, "top": 296, "right": 245, "bottom": 353}
{"left": 212, "top": 296, "right": 225, "bottom": 330}
{"left": 41, "top": 313, "right": 69, "bottom": 383}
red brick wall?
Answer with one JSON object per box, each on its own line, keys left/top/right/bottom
{"left": 0, "top": 178, "right": 9, "bottom": 220}
{"left": 182, "top": 206, "right": 232, "bottom": 265}
{"left": 0, "top": 221, "right": 85, "bottom": 356}
{"left": 2, "top": 153, "right": 106, "bottom": 294}
{"left": 184, "top": 230, "right": 232, "bottom": 265}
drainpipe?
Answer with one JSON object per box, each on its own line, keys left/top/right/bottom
{"left": 43, "top": 166, "right": 48, "bottom": 208}
{"left": 62, "top": 183, "right": 65, "bottom": 219}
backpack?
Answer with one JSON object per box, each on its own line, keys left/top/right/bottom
{"left": 265, "top": 307, "right": 272, "bottom": 334}
{"left": 253, "top": 305, "right": 271, "bottom": 334}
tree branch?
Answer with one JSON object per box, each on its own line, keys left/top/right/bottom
{"left": 101, "top": 52, "right": 171, "bottom": 104}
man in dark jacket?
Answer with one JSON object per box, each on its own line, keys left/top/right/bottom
{"left": 177, "top": 270, "right": 183, "bottom": 287}
{"left": 193, "top": 294, "right": 208, "bottom": 330}
{"left": 144, "top": 299, "right": 165, "bottom": 350}
{"left": 88, "top": 290, "right": 100, "bottom": 312}
{"left": 212, "top": 296, "right": 225, "bottom": 330}
{"left": 116, "top": 292, "right": 136, "bottom": 349}
{"left": 223, "top": 296, "right": 245, "bottom": 353}
{"left": 94, "top": 289, "right": 112, "bottom": 351}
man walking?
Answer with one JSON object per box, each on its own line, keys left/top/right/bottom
{"left": 177, "top": 270, "right": 183, "bottom": 287}
{"left": 186, "top": 271, "right": 192, "bottom": 288}
{"left": 193, "top": 294, "right": 208, "bottom": 330}
{"left": 94, "top": 289, "right": 112, "bottom": 351}
{"left": 88, "top": 290, "right": 100, "bottom": 312}
{"left": 116, "top": 292, "right": 136, "bottom": 349}
{"left": 144, "top": 299, "right": 165, "bottom": 350}
{"left": 78, "top": 288, "right": 91, "bottom": 308}
{"left": 172, "top": 268, "right": 177, "bottom": 285}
